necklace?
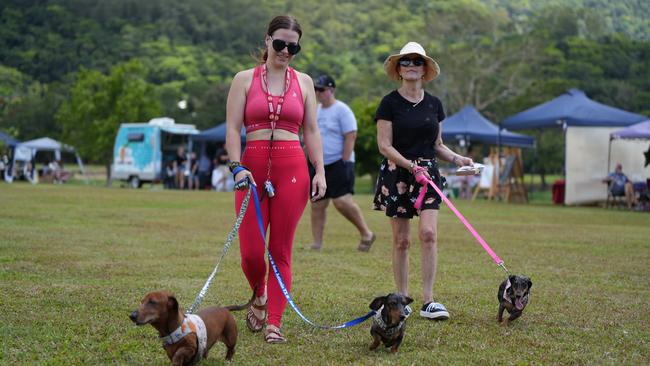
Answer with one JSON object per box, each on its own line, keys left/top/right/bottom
{"left": 399, "top": 88, "right": 425, "bottom": 107}
{"left": 412, "top": 90, "right": 425, "bottom": 107}
{"left": 261, "top": 64, "right": 291, "bottom": 128}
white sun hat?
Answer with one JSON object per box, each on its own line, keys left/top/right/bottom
{"left": 383, "top": 42, "right": 441, "bottom": 82}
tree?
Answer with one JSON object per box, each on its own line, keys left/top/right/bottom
{"left": 56, "top": 59, "right": 161, "bottom": 183}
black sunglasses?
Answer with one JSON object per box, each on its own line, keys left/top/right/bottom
{"left": 398, "top": 58, "right": 425, "bottom": 67}
{"left": 314, "top": 87, "right": 326, "bottom": 92}
{"left": 271, "top": 37, "right": 301, "bottom": 55}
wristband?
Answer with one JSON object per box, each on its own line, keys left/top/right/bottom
{"left": 227, "top": 161, "right": 241, "bottom": 173}
{"left": 231, "top": 166, "right": 248, "bottom": 178}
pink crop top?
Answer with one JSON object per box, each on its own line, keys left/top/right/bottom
{"left": 244, "top": 65, "right": 304, "bottom": 135}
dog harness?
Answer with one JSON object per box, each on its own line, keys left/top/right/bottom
{"left": 503, "top": 278, "right": 530, "bottom": 310}
{"left": 161, "top": 314, "right": 207, "bottom": 365}
{"left": 372, "top": 306, "right": 404, "bottom": 338}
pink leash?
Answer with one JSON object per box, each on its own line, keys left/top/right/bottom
{"left": 414, "top": 175, "right": 509, "bottom": 273}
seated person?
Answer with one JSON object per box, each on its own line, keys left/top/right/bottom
{"left": 211, "top": 150, "right": 234, "bottom": 192}
{"left": 163, "top": 160, "right": 176, "bottom": 189}
{"left": 603, "top": 163, "right": 636, "bottom": 209}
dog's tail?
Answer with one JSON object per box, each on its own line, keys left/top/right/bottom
{"left": 224, "top": 285, "right": 256, "bottom": 312}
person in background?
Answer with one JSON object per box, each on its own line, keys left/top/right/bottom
{"left": 603, "top": 163, "right": 637, "bottom": 209}
{"left": 225, "top": 15, "right": 326, "bottom": 344}
{"left": 374, "top": 41, "right": 473, "bottom": 321}
{"left": 188, "top": 151, "right": 199, "bottom": 190}
{"left": 308, "top": 74, "right": 375, "bottom": 252}
{"left": 211, "top": 149, "right": 234, "bottom": 192}
{"left": 173, "top": 146, "right": 187, "bottom": 189}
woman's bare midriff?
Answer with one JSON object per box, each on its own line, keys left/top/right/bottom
{"left": 246, "top": 129, "right": 300, "bottom": 141}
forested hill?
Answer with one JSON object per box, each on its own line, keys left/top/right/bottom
{"left": 1, "top": 0, "right": 649, "bottom": 169}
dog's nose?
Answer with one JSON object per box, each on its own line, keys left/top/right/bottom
{"left": 129, "top": 311, "right": 138, "bottom": 322}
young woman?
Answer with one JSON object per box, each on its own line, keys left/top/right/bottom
{"left": 374, "top": 42, "right": 473, "bottom": 321}
{"left": 224, "top": 15, "right": 326, "bottom": 344}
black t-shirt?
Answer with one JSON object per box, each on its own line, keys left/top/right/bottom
{"left": 375, "top": 90, "right": 445, "bottom": 159}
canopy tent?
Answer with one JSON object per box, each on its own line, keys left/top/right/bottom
{"left": 0, "top": 130, "right": 20, "bottom": 146}
{"left": 500, "top": 88, "right": 647, "bottom": 205}
{"left": 611, "top": 120, "right": 650, "bottom": 140}
{"left": 443, "top": 106, "right": 535, "bottom": 148}
{"left": 6, "top": 137, "right": 88, "bottom": 183}
{"left": 502, "top": 88, "right": 646, "bottom": 129}
{"left": 193, "top": 123, "right": 246, "bottom": 142}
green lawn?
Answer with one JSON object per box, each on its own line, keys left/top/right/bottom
{"left": 1, "top": 184, "right": 648, "bottom": 365}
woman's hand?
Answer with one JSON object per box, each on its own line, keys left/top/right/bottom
{"left": 234, "top": 170, "right": 255, "bottom": 190}
{"left": 453, "top": 155, "right": 474, "bottom": 167}
{"left": 311, "top": 172, "right": 327, "bottom": 201}
{"left": 412, "top": 165, "right": 431, "bottom": 185}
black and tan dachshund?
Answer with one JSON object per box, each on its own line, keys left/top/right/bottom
{"left": 368, "top": 293, "right": 413, "bottom": 353}
{"left": 497, "top": 275, "right": 532, "bottom": 325}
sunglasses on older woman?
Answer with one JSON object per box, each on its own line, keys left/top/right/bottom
{"left": 398, "top": 57, "right": 425, "bottom": 67}
{"left": 271, "top": 37, "right": 301, "bottom": 55}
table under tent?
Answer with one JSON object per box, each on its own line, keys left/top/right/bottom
{"left": 442, "top": 105, "right": 536, "bottom": 202}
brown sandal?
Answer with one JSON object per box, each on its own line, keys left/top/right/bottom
{"left": 246, "top": 302, "right": 266, "bottom": 332}
{"left": 357, "top": 233, "right": 376, "bottom": 252}
{"left": 264, "top": 325, "right": 286, "bottom": 344}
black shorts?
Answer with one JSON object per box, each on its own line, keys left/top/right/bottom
{"left": 373, "top": 158, "right": 445, "bottom": 218}
{"left": 309, "top": 159, "right": 355, "bottom": 199}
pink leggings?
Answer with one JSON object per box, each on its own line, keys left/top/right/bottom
{"left": 235, "top": 140, "right": 309, "bottom": 327}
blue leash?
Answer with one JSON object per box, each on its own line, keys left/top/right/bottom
{"left": 247, "top": 181, "right": 375, "bottom": 329}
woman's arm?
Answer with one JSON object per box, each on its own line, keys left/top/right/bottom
{"left": 299, "top": 72, "right": 326, "bottom": 200}
{"left": 434, "top": 122, "right": 473, "bottom": 166}
{"left": 225, "top": 69, "right": 256, "bottom": 186}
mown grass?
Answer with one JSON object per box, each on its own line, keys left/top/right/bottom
{"left": 0, "top": 183, "right": 648, "bottom": 365}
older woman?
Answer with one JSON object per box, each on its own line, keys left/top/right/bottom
{"left": 373, "top": 42, "right": 473, "bottom": 320}
{"left": 225, "top": 15, "right": 326, "bottom": 343}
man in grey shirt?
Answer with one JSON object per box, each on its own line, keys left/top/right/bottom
{"left": 308, "top": 75, "right": 375, "bottom": 251}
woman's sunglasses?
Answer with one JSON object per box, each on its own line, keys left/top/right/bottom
{"left": 271, "top": 37, "right": 301, "bottom": 55}
{"left": 398, "top": 58, "right": 425, "bottom": 67}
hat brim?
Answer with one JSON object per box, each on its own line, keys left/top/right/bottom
{"left": 384, "top": 53, "right": 440, "bottom": 82}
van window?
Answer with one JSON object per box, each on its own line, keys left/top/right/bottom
{"left": 127, "top": 133, "right": 145, "bottom": 142}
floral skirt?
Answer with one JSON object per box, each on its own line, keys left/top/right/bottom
{"left": 373, "top": 158, "right": 445, "bottom": 218}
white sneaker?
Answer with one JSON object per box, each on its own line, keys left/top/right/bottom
{"left": 420, "top": 302, "right": 450, "bottom": 320}
{"left": 404, "top": 305, "right": 413, "bottom": 318}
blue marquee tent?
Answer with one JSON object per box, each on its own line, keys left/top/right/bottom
{"left": 611, "top": 120, "right": 650, "bottom": 140}
{"left": 0, "top": 130, "right": 19, "bottom": 146}
{"left": 502, "top": 88, "right": 646, "bottom": 130}
{"left": 443, "top": 105, "right": 535, "bottom": 148}
{"left": 193, "top": 123, "right": 246, "bottom": 142}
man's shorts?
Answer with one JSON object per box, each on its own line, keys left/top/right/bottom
{"left": 309, "top": 159, "right": 355, "bottom": 199}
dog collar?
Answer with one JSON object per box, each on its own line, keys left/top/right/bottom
{"left": 161, "top": 314, "right": 207, "bottom": 365}
{"left": 372, "top": 306, "right": 404, "bottom": 337}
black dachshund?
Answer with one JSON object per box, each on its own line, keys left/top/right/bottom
{"left": 497, "top": 275, "right": 532, "bottom": 325}
{"left": 368, "top": 293, "right": 413, "bottom": 353}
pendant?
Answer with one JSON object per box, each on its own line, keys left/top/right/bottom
{"left": 264, "top": 180, "right": 275, "bottom": 198}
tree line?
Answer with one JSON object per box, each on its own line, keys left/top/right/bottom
{"left": 1, "top": 0, "right": 648, "bottom": 180}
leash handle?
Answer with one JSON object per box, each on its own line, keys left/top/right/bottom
{"left": 249, "top": 181, "right": 375, "bottom": 329}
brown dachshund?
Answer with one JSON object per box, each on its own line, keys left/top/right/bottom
{"left": 368, "top": 293, "right": 413, "bottom": 353}
{"left": 497, "top": 275, "right": 532, "bottom": 325}
{"left": 129, "top": 290, "right": 254, "bottom": 365}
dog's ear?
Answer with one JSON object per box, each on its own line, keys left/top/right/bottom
{"left": 508, "top": 275, "right": 517, "bottom": 284}
{"left": 526, "top": 278, "right": 532, "bottom": 290}
{"left": 369, "top": 296, "right": 386, "bottom": 310}
{"left": 167, "top": 294, "right": 179, "bottom": 313}
{"left": 403, "top": 296, "right": 414, "bottom": 305}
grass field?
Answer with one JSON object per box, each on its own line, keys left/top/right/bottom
{"left": 1, "top": 184, "right": 648, "bottom": 365}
